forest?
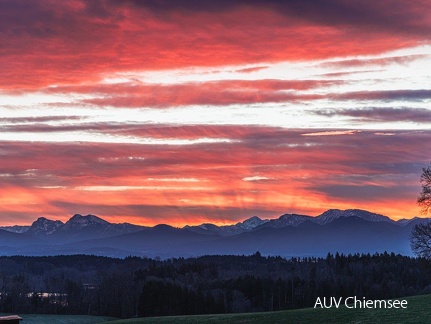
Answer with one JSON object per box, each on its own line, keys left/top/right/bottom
{"left": 0, "top": 252, "right": 430, "bottom": 318}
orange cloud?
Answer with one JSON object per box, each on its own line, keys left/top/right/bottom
{"left": 1, "top": 1, "right": 429, "bottom": 90}
{"left": 0, "top": 128, "right": 428, "bottom": 225}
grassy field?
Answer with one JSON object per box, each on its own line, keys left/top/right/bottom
{"left": 0, "top": 314, "right": 116, "bottom": 324}
{"left": 103, "top": 294, "right": 431, "bottom": 324}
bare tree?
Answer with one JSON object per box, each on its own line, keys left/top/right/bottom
{"left": 410, "top": 222, "right": 431, "bottom": 258}
{"left": 418, "top": 164, "right": 431, "bottom": 215}
{"left": 411, "top": 164, "right": 431, "bottom": 258}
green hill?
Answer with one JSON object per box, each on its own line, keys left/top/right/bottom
{"left": 103, "top": 294, "right": 431, "bottom": 324}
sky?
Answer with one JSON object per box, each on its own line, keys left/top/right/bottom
{"left": 1, "top": 0, "right": 431, "bottom": 226}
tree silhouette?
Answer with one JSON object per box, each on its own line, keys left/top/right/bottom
{"left": 410, "top": 222, "right": 431, "bottom": 258}
{"left": 410, "top": 164, "right": 431, "bottom": 258}
{"left": 418, "top": 164, "right": 431, "bottom": 215}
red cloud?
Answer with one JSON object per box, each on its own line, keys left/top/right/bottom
{"left": 44, "top": 79, "right": 338, "bottom": 107}
{"left": 1, "top": 0, "right": 429, "bottom": 90}
{"left": 42, "top": 82, "right": 431, "bottom": 108}
{"left": 0, "top": 129, "right": 429, "bottom": 225}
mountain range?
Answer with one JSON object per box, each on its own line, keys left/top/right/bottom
{"left": 0, "top": 209, "right": 429, "bottom": 259}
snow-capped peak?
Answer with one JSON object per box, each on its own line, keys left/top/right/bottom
{"left": 198, "top": 223, "right": 218, "bottom": 231}
{"left": 27, "top": 217, "right": 64, "bottom": 236}
{"left": 68, "top": 214, "right": 109, "bottom": 225}
{"left": 235, "top": 216, "right": 268, "bottom": 230}
{"left": 278, "top": 214, "right": 311, "bottom": 226}
{"left": 58, "top": 214, "right": 110, "bottom": 232}
{"left": 314, "top": 209, "right": 393, "bottom": 225}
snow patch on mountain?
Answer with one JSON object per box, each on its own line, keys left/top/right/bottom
{"left": 27, "top": 217, "right": 64, "bottom": 237}
{"left": 234, "top": 216, "right": 268, "bottom": 230}
{"left": 61, "top": 214, "right": 109, "bottom": 231}
{"left": 253, "top": 214, "right": 312, "bottom": 230}
{"left": 314, "top": 209, "right": 394, "bottom": 225}
{"left": 54, "top": 214, "right": 144, "bottom": 240}
{"left": 185, "top": 216, "right": 269, "bottom": 236}
{"left": 70, "top": 214, "right": 108, "bottom": 225}
{"left": 0, "top": 225, "right": 31, "bottom": 234}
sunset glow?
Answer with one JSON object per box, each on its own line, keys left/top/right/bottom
{"left": 1, "top": 0, "right": 431, "bottom": 226}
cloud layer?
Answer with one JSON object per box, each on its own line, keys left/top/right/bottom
{"left": 2, "top": 0, "right": 430, "bottom": 90}
{"left": 1, "top": 0, "right": 430, "bottom": 225}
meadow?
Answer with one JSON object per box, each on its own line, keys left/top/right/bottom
{"left": 2, "top": 293, "right": 429, "bottom": 323}
{"left": 104, "top": 294, "right": 431, "bottom": 324}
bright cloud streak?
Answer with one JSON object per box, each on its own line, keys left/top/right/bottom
{"left": 301, "top": 130, "right": 362, "bottom": 136}
{"left": 0, "top": 131, "right": 236, "bottom": 145}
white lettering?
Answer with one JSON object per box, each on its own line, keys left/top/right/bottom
{"left": 322, "top": 297, "right": 332, "bottom": 308}
{"left": 314, "top": 297, "right": 323, "bottom": 308}
{"left": 321, "top": 296, "right": 408, "bottom": 309}
{"left": 345, "top": 296, "right": 354, "bottom": 308}
{"left": 314, "top": 297, "right": 343, "bottom": 308}
{"left": 374, "top": 300, "right": 387, "bottom": 308}
{"left": 333, "top": 297, "right": 343, "bottom": 308}
{"left": 355, "top": 296, "right": 363, "bottom": 308}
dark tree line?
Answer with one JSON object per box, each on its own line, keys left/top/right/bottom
{"left": 0, "top": 252, "right": 430, "bottom": 318}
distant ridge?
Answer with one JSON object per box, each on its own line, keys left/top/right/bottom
{"left": 314, "top": 209, "right": 394, "bottom": 225}
{"left": 0, "top": 225, "right": 30, "bottom": 234}
{"left": 185, "top": 215, "right": 269, "bottom": 236}
{"left": 16, "top": 214, "right": 145, "bottom": 244}
{"left": 0, "top": 209, "right": 427, "bottom": 237}
{"left": 185, "top": 209, "right": 415, "bottom": 236}
{"left": 0, "top": 209, "right": 429, "bottom": 259}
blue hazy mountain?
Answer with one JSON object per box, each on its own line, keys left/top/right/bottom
{"left": 0, "top": 225, "right": 31, "bottom": 233}
{"left": 184, "top": 216, "right": 269, "bottom": 236}
{"left": 0, "top": 209, "right": 429, "bottom": 258}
